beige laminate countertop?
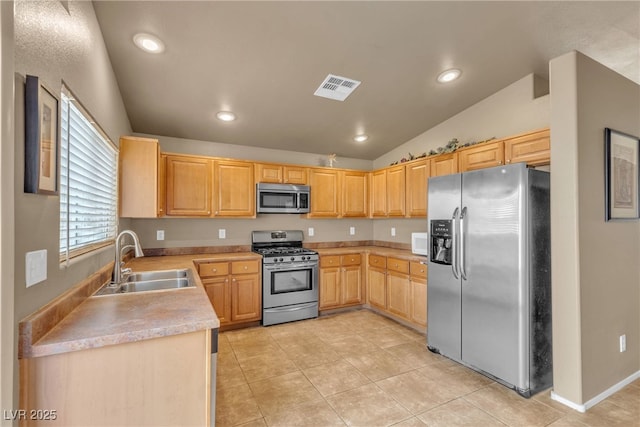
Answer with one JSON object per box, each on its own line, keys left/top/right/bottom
{"left": 314, "top": 246, "right": 428, "bottom": 263}
{"left": 20, "top": 252, "right": 260, "bottom": 359}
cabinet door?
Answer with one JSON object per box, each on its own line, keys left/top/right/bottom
{"left": 215, "top": 160, "right": 255, "bottom": 217}
{"left": 157, "top": 153, "right": 166, "bottom": 217}
{"left": 342, "top": 265, "right": 363, "bottom": 305}
{"left": 342, "top": 171, "right": 368, "bottom": 217}
{"left": 308, "top": 168, "right": 340, "bottom": 217}
{"left": 504, "top": 129, "right": 550, "bottom": 167}
{"left": 203, "top": 277, "right": 231, "bottom": 324}
{"left": 231, "top": 274, "right": 261, "bottom": 322}
{"left": 283, "top": 166, "right": 308, "bottom": 184}
{"left": 255, "top": 163, "right": 283, "bottom": 183}
{"left": 319, "top": 267, "right": 341, "bottom": 309}
{"left": 119, "top": 136, "right": 161, "bottom": 218}
{"left": 430, "top": 153, "right": 458, "bottom": 177}
{"left": 386, "top": 165, "right": 406, "bottom": 217}
{"left": 165, "top": 155, "right": 212, "bottom": 216}
{"left": 368, "top": 267, "right": 387, "bottom": 309}
{"left": 410, "top": 277, "right": 427, "bottom": 328}
{"left": 370, "top": 169, "right": 387, "bottom": 217}
{"left": 458, "top": 141, "right": 504, "bottom": 172}
{"left": 387, "top": 271, "right": 411, "bottom": 320}
{"left": 405, "top": 160, "right": 429, "bottom": 217}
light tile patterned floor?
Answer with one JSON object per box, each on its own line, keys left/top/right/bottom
{"left": 216, "top": 309, "right": 640, "bottom": 427}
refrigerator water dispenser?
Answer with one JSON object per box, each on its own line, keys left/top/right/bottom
{"left": 430, "top": 220, "right": 453, "bottom": 265}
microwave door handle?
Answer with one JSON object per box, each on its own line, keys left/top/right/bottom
{"left": 452, "top": 207, "right": 460, "bottom": 279}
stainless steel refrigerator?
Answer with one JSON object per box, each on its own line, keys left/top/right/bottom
{"left": 427, "top": 162, "right": 552, "bottom": 397}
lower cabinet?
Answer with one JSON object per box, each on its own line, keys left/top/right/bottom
{"left": 198, "top": 259, "right": 261, "bottom": 326}
{"left": 366, "top": 253, "right": 427, "bottom": 330}
{"left": 20, "top": 330, "right": 211, "bottom": 426}
{"left": 319, "top": 254, "right": 364, "bottom": 310}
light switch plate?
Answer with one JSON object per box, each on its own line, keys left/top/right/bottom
{"left": 308, "top": 227, "right": 315, "bottom": 237}
{"left": 219, "top": 229, "right": 226, "bottom": 239}
{"left": 391, "top": 227, "right": 396, "bottom": 237}
{"left": 349, "top": 226, "right": 355, "bottom": 235}
{"left": 26, "top": 249, "right": 47, "bottom": 288}
{"left": 156, "top": 230, "right": 165, "bottom": 240}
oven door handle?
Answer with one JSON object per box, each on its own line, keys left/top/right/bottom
{"left": 265, "top": 302, "right": 318, "bottom": 312}
{"left": 264, "top": 262, "right": 318, "bottom": 271}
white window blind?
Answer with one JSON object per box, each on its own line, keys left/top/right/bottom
{"left": 60, "top": 88, "right": 118, "bottom": 264}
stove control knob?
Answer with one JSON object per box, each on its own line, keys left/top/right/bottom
{"left": 279, "top": 258, "right": 283, "bottom": 262}
{"left": 291, "top": 257, "right": 295, "bottom": 261}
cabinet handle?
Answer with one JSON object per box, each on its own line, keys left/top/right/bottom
{"left": 213, "top": 268, "right": 217, "bottom": 273}
{"left": 506, "top": 159, "right": 511, "bottom": 164}
{"left": 243, "top": 266, "right": 248, "bottom": 270}
{"left": 232, "top": 278, "right": 236, "bottom": 282}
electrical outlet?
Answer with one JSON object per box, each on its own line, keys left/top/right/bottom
{"left": 308, "top": 227, "right": 315, "bottom": 237}
{"left": 620, "top": 334, "right": 626, "bottom": 352}
{"left": 219, "top": 229, "right": 226, "bottom": 239}
{"left": 391, "top": 227, "right": 396, "bottom": 237}
{"left": 156, "top": 230, "right": 165, "bottom": 240}
{"left": 26, "top": 249, "right": 47, "bottom": 288}
{"left": 349, "top": 226, "right": 355, "bottom": 235}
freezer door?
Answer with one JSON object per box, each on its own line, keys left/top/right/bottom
{"left": 460, "top": 164, "right": 529, "bottom": 389}
{"left": 427, "top": 173, "right": 462, "bottom": 361}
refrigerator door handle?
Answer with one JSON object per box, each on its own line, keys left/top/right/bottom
{"left": 460, "top": 206, "right": 468, "bottom": 280}
{"left": 452, "top": 207, "right": 460, "bottom": 279}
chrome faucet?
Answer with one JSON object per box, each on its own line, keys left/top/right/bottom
{"left": 113, "top": 230, "right": 145, "bottom": 284}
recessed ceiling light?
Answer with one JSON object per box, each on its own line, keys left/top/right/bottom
{"left": 437, "top": 68, "right": 462, "bottom": 83}
{"left": 133, "top": 33, "right": 165, "bottom": 54}
{"left": 354, "top": 134, "right": 369, "bottom": 143}
{"left": 216, "top": 111, "right": 236, "bottom": 122}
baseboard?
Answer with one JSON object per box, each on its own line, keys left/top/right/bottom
{"left": 550, "top": 370, "right": 640, "bottom": 413}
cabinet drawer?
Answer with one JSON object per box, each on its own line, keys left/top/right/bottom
{"left": 410, "top": 261, "right": 427, "bottom": 279}
{"left": 231, "top": 260, "right": 260, "bottom": 275}
{"left": 198, "top": 262, "right": 229, "bottom": 277}
{"left": 368, "top": 254, "right": 387, "bottom": 269}
{"left": 321, "top": 255, "right": 340, "bottom": 268}
{"left": 387, "top": 257, "right": 409, "bottom": 274}
{"left": 341, "top": 254, "right": 361, "bottom": 266}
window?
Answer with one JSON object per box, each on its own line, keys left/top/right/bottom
{"left": 59, "top": 86, "right": 118, "bottom": 264}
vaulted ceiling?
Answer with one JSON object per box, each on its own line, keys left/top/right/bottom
{"left": 93, "top": 1, "right": 640, "bottom": 160}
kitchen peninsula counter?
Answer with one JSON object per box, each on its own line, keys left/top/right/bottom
{"left": 19, "top": 252, "right": 259, "bottom": 359}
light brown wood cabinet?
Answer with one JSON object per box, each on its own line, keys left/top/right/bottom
{"left": 198, "top": 259, "right": 261, "bottom": 327}
{"left": 119, "top": 136, "right": 165, "bottom": 218}
{"left": 386, "top": 257, "right": 411, "bottom": 320}
{"left": 20, "top": 330, "right": 211, "bottom": 426}
{"left": 319, "top": 254, "right": 364, "bottom": 309}
{"left": 370, "top": 165, "right": 405, "bottom": 217}
{"left": 308, "top": 168, "right": 341, "bottom": 218}
{"left": 458, "top": 140, "right": 504, "bottom": 172}
{"left": 504, "top": 128, "right": 550, "bottom": 166}
{"left": 409, "top": 261, "right": 427, "bottom": 327}
{"left": 341, "top": 170, "right": 368, "bottom": 217}
{"left": 165, "top": 154, "right": 213, "bottom": 216}
{"left": 405, "top": 160, "right": 429, "bottom": 217}
{"left": 430, "top": 152, "right": 458, "bottom": 177}
{"left": 214, "top": 159, "right": 255, "bottom": 217}
{"left": 255, "top": 163, "right": 308, "bottom": 184}
{"left": 367, "top": 254, "right": 387, "bottom": 309}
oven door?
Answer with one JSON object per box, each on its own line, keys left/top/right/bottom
{"left": 263, "top": 261, "right": 318, "bottom": 309}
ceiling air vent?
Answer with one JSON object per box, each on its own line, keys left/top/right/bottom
{"left": 314, "top": 74, "right": 361, "bottom": 101}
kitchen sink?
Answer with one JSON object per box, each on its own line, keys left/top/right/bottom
{"left": 94, "top": 269, "right": 195, "bottom": 296}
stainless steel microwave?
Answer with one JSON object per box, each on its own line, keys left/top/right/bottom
{"left": 256, "top": 183, "right": 310, "bottom": 214}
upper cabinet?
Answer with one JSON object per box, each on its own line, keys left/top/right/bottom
{"left": 430, "top": 152, "right": 458, "bottom": 177}
{"left": 165, "top": 154, "right": 213, "bottom": 216}
{"left": 504, "top": 128, "right": 550, "bottom": 167}
{"left": 255, "top": 163, "right": 308, "bottom": 184}
{"left": 370, "top": 165, "right": 405, "bottom": 218}
{"left": 119, "top": 136, "right": 164, "bottom": 218}
{"left": 308, "top": 168, "right": 341, "bottom": 218}
{"left": 214, "top": 160, "right": 255, "bottom": 217}
{"left": 341, "top": 170, "right": 368, "bottom": 218}
{"left": 405, "top": 159, "right": 429, "bottom": 217}
{"left": 458, "top": 140, "right": 504, "bottom": 172}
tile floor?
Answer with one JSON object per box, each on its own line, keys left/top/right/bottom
{"left": 216, "top": 309, "right": 639, "bottom": 426}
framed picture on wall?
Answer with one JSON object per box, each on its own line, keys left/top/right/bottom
{"left": 605, "top": 127, "right": 639, "bottom": 221}
{"left": 25, "top": 74, "right": 59, "bottom": 195}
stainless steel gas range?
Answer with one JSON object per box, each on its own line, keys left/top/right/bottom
{"left": 251, "top": 230, "right": 319, "bottom": 326}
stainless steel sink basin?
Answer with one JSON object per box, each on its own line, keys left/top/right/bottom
{"left": 125, "top": 269, "right": 188, "bottom": 282}
{"left": 94, "top": 269, "right": 195, "bottom": 296}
